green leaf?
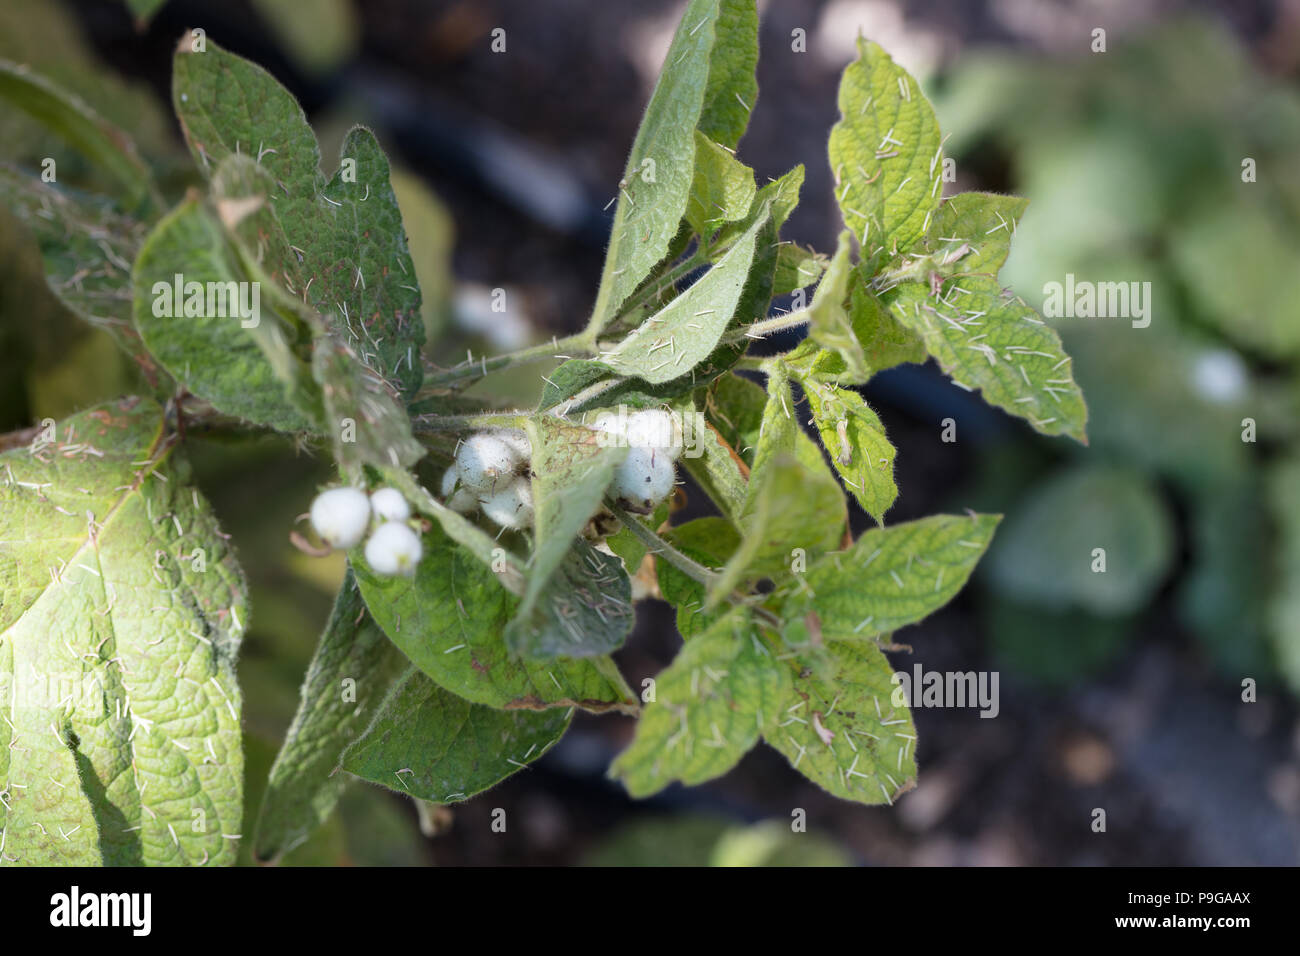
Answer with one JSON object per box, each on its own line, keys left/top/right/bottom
{"left": 885, "top": 277, "right": 1088, "bottom": 442}
{"left": 506, "top": 539, "right": 635, "bottom": 660}
{"left": 125, "top": 0, "right": 168, "bottom": 25}
{"left": 312, "top": 331, "right": 424, "bottom": 481}
{"left": 762, "top": 641, "right": 916, "bottom": 805}
{"left": 805, "top": 230, "right": 870, "bottom": 382}
{"left": 309, "top": 126, "right": 426, "bottom": 396}
{"left": 0, "top": 167, "right": 169, "bottom": 391}
{"left": 773, "top": 244, "right": 827, "bottom": 295}
{"left": 696, "top": 0, "right": 759, "bottom": 149}
{"left": 0, "top": 59, "right": 155, "bottom": 207}
{"left": 352, "top": 522, "right": 638, "bottom": 715}
{"left": 910, "top": 192, "right": 1029, "bottom": 279}
{"left": 606, "top": 206, "right": 769, "bottom": 384}
{"left": 986, "top": 467, "right": 1173, "bottom": 616}
{"left": 0, "top": 397, "right": 245, "bottom": 865}
{"left": 709, "top": 450, "right": 844, "bottom": 609}
{"left": 252, "top": 571, "right": 408, "bottom": 863}
{"left": 512, "top": 418, "right": 627, "bottom": 631}
{"left": 658, "top": 517, "right": 740, "bottom": 638}
{"left": 173, "top": 41, "right": 424, "bottom": 394}
{"left": 793, "top": 365, "right": 897, "bottom": 523}
{"left": 586, "top": 0, "right": 729, "bottom": 334}
{"left": 610, "top": 609, "right": 788, "bottom": 797}
{"left": 686, "top": 131, "right": 756, "bottom": 236}
{"left": 341, "top": 666, "right": 570, "bottom": 804}
{"left": 131, "top": 197, "right": 320, "bottom": 433}
{"left": 846, "top": 267, "right": 925, "bottom": 371}
{"left": 828, "top": 39, "right": 943, "bottom": 257}
{"left": 781, "top": 513, "right": 999, "bottom": 640}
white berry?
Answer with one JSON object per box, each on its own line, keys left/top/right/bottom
{"left": 610, "top": 447, "right": 676, "bottom": 513}
{"left": 625, "top": 408, "right": 682, "bottom": 460}
{"left": 310, "top": 487, "right": 372, "bottom": 550}
{"left": 480, "top": 476, "right": 534, "bottom": 529}
{"left": 498, "top": 428, "right": 532, "bottom": 460}
{"left": 456, "top": 432, "right": 522, "bottom": 494}
{"left": 369, "top": 487, "right": 410, "bottom": 523}
{"left": 364, "top": 521, "right": 423, "bottom": 576}
{"left": 440, "top": 465, "right": 478, "bottom": 513}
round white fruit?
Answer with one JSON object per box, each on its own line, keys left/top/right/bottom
{"left": 309, "top": 486, "right": 372, "bottom": 550}
{"left": 498, "top": 428, "right": 532, "bottom": 461}
{"left": 455, "top": 432, "right": 522, "bottom": 494}
{"left": 369, "top": 486, "right": 411, "bottom": 523}
{"left": 610, "top": 447, "right": 676, "bottom": 513}
{"left": 364, "top": 521, "right": 424, "bottom": 576}
{"left": 625, "top": 408, "right": 682, "bottom": 459}
{"left": 480, "top": 477, "right": 535, "bottom": 529}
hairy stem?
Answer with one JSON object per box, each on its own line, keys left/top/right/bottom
{"left": 607, "top": 502, "right": 722, "bottom": 588}
{"left": 419, "top": 332, "right": 594, "bottom": 390}
{"left": 411, "top": 410, "right": 532, "bottom": 434}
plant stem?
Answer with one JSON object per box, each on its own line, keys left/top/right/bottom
{"left": 419, "top": 332, "right": 594, "bottom": 390}
{"left": 411, "top": 411, "right": 532, "bottom": 433}
{"left": 723, "top": 306, "right": 812, "bottom": 346}
{"left": 607, "top": 502, "right": 722, "bottom": 588}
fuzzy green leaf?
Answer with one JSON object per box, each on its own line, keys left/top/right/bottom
{"left": 658, "top": 517, "right": 740, "bottom": 638}
{"left": 794, "top": 364, "right": 897, "bottom": 523}
{"left": 696, "top": 0, "right": 759, "bottom": 149}
{"left": 252, "top": 571, "right": 408, "bottom": 863}
{"left": 886, "top": 277, "right": 1088, "bottom": 442}
{"left": 0, "top": 397, "right": 245, "bottom": 865}
{"left": 686, "top": 132, "right": 756, "bottom": 236}
{"left": 0, "top": 167, "right": 168, "bottom": 390}
{"left": 607, "top": 206, "right": 769, "bottom": 384}
{"left": 805, "top": 230, "right": 870, "bottom": 382}
{"left": 781, "top": 513, "right": 1000, "bottom": 640}
{"left": 911, "top": 191, "right": 1029, "bottom": 279}
{"left": 763, "top": 641, "right": 915, "bottom": 805}
{"left": 352, "top": 523, "right": 638, "bottom": 715}
{"left": 828, "top": 39, "right": 942, "bottom": 257}
{"left": 131, "top": 197, "right": 320, "bottom": 433}
{"left": 0, "top": 59, "right": 155, "bottom": 207}
{"left": 341, "top": 666, "right": 571, "bottom": 804}
{"left": 586, "top": 0, "right": 729, "bottom": 334}
{"left": 610, "top": 609, "right": 787, "bottom": 796}
{"left": 773, "top": 244, "right": 827, "bottom": 295}
{"left": 514, "top": 418, "right": 627, "bottom": 625}
{"left": 173, "top": 42, "right": 424, "bottom": 394}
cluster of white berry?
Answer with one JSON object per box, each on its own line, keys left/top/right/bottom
{"left": 309, "top": 485, "right": 423, "bottom": 577}
{"left": 441, "top": 429, "right": 535, "bottom": 529}
{"left": 439, "top": 409, "right": 683, "bottom": 531}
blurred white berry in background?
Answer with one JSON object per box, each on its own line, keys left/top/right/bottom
{"left": 369, "top": 486, "right": 411, "bottom": 523}
{"left": 309, "top": 486, "right": 371, "bottom": 549}
{"left": 1190, "top": 348, "right": 1247, "bottom": 405}
{"left": 365, "top": 521, "right": 424, "bottom": 576}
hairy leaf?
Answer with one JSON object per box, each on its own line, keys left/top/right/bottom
{"left": 781, "top": 513, "right": 1000, "bottom": 640}
{"left": 610, "top": 609, "right": 787, "bottom": 796}
{"left": 607, "top": 207, "right": 769, "bottom": 384}
{"left": 763, "top": 641, "right": 916, "bottom": 805}
{"left": 352, "top": 523, "right": 637, "bottom": 715}
{"left": 0, "top": 397, "right": 245, "bottom": 865}
{"left": 886, "top": 277, "right": 1088, "bottom": 442}
{"left": 828, "top": 39, "right": 943, "bottom": 257}
{"left": 341, "top": 666, "right": 570, "bottom": 804}
{"left": 253, "top": 571, "right": 408, "bottom": 862}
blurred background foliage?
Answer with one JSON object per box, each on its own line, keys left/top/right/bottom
{"left": 2, "top": 0, "right": 1299, "bottom": 864}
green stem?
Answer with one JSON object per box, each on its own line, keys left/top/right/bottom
{"left": 419, "top": 332, "right": 594, "bottom": 390}
{"left": 411, "top": 411, "right": 532, "bottom": 434}
{"left": 608, "top": 502, "right": 722, "bottom": 588}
